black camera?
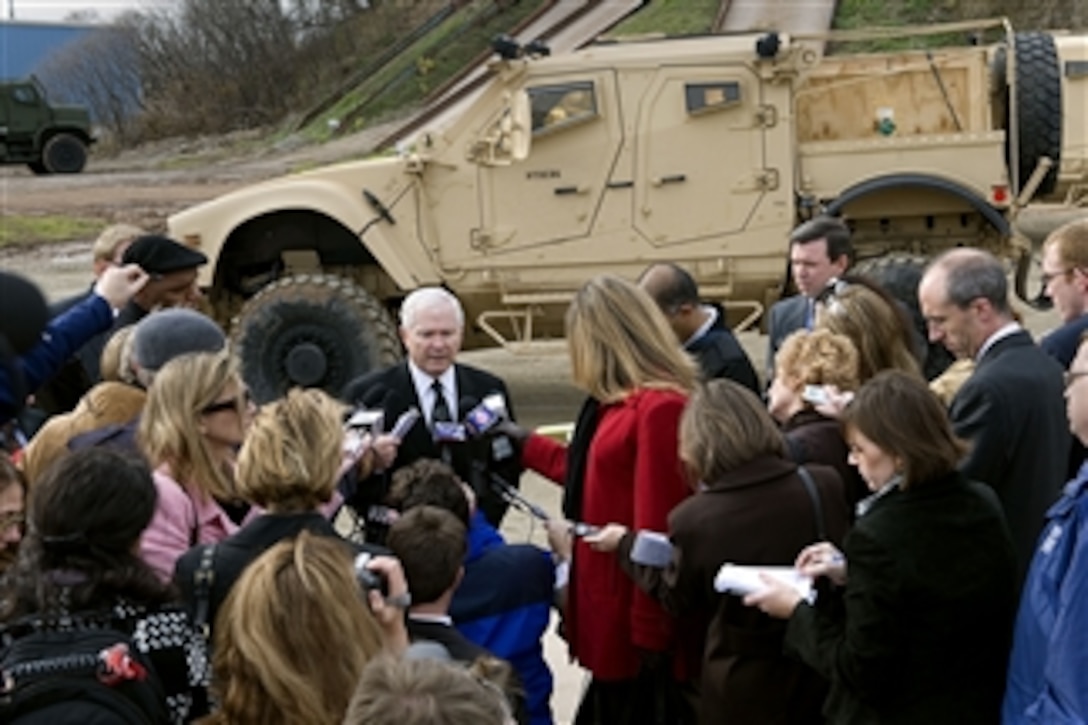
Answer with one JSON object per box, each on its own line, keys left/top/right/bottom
{"left": 353, "top": 552, "right": 389, "bottom": 597}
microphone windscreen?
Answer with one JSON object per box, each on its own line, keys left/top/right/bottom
{"left": 0, "top": 271, "right": 48, "bottom": 355}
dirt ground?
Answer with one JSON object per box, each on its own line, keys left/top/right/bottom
{"left": 0, "top": 119, "right": 406, "bottom": 289}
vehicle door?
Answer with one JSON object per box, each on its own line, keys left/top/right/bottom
{"left": 4, "top": 83, "right": 49, "bottom": 142}
{"left": 634, "top": 65, "right": 778, "bottom": 246}
{"left": 474, "top": 71, "right": 623, "bottom": 256}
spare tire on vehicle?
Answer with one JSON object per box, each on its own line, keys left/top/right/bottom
{"left": 853, "top": 254, "right": 955, "bottom": 381}
{"left": 231, "top": 274, "right": 402, "bottom": 403}
{"left": 42, "top": 133, "right": 88, "bottom": 174}
{"left": 992, "top": 32, "right": 1062, "bottom": 196}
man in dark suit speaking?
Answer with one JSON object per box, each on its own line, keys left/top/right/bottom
{"left": 343, "top": 287, "right": 522, "bottom": 528}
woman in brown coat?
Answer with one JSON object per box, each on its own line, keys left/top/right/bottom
{"left": 590, "top": 380, "right": 850, "bottom": 724}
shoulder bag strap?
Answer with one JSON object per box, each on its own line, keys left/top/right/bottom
{"left": 192, "top": 544, "right": 217, "bottom": 640}
{"left": 796, "top": 465, "right": 827, "bottom": 541}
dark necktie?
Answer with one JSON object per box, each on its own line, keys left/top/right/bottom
{"left": 431, "top": 378, "right": 451, "bottom": 424}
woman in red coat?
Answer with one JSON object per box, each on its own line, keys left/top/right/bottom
{"left": 519, "top": 275, "right": 698, "bottom": 724}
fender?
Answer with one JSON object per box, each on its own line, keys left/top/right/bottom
{"left": 169, "top": 157, "right": 421, "bottom": 290}
{"left": 824, "top": 173, "right": 1010, "bottom": 236}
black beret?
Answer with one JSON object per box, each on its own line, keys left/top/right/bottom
{"left": 122, "top": 234, "right": 207, "bottom": 274}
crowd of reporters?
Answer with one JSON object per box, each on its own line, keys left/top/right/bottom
{"left": 0, "top": 217, "right": 1086, "bottom": 723}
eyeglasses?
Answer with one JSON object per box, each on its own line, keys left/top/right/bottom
{"left": 0, "top": 511, "right": 25, "bottom": 531}
{"left": 1041, "top": 268, "right": 1072, "bottom": 288}
{"left": 201, "top": 390, "right": 253, "bottom": 416}
{"left": 1064, "top": 370, "right": 1088, "bottom": 389}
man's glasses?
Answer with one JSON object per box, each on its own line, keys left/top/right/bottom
{"left": 201, "top": 390, "right": 253, "bottom": 416}
{"left": 1040, "top": 268, "right": 1072, "bottom": 288}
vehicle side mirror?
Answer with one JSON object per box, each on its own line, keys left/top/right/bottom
{"left": 469, "top": 90, "right": 531, "bottom": 166}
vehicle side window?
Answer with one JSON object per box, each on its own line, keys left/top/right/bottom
{"left": 529, "top": 81, "right": 597, "bottom": 135}
{"left": 685, "top": 81, "right": 742, "bottom": 115}
{"left": 12, "top": 86, "right": 38, "bottom": 105}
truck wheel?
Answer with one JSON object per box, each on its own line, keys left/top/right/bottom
{"left": 42, "top": 133, "right": 88, "bottom": 174}
{"left": 231, "top": 274, "right": 402, "bottom": 404}
{"left": 853, "top": 254, "right": 954, "bottom": 381}
{"left": 993, "top": 33, "right": 1062, "bottom": 196}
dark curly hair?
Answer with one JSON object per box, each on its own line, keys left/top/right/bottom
{"left": 1, "top": 448, "right": 173, "bottom": 621}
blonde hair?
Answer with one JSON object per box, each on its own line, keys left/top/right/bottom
{"left": 99, "top": 325, "right": 135, "bottom": 383}
{"left": 236, "top": 388, "right": 345, "bottom": 512}
{"left": 138, "top": 351, "right": 238, "bottom": 503}
{"left": 775, "top": 329, "right": 861, "bottom": 399}
{"left": 817, "top": 283, "right": 921, "bottom": 382}
{"left": 91, "top": 223, "right": 144, "bottom": 262}
{"left": 1044, "top": 218, "right": 1088, "bottom": 270}
{"left": 566, "top": 275, "right": 697, "bottom": 402}
{"left": 680, "top": 380, "right": 786, "bottom": 483}
{"left": 207, "top": 532, "right": 383, "bottom": 725}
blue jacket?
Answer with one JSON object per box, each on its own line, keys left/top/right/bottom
{"left": 1004, "top": 461, "right": 1088, "bottom": 723}
{"left": 452, "top": 512, "right": 555, "bottom": 725}
{"left": 1, "top": 294, "right": 112, "bottom": 420}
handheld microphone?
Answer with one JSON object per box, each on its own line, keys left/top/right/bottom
{"left": 461, "top": 393, "right": 515, "bottom": 461}
{"left": 489, "top": 473, "right": 549, "bottom": 521}
{"left": 432, "top": 421, "right": 468, "bottom": 443}
{"left": 345, "top": 384, "right": 390, "bottom": 432}
{"left": 464, "top": 394, "right": 505, "bottom": 435}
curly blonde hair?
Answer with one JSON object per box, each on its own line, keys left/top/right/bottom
{"left": 206, "top": 532, "right": 384, "bottom": 725}
{"left": 775, "top": 329, "right": 861, "bottom": 397}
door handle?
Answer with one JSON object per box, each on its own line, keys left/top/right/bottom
{"left": 651, "top": 174, "right": 687, "bottom": 187}
{"left": 554, "top": 185, "right": 590, "bottom": 196}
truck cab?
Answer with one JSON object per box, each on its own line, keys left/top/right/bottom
{"left": 0, "top": 77, "right": 93, "bottom": 174}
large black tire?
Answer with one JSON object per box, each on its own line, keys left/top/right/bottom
{"left": 853, "top": 254, "right": 954, "bottom": 381}
{"left": 993, "top": 33, "right": 1062, "bottom": 196}
{"left": 231, "top": 274, "right": 402, "bottom": 404}
{"left": 42, "top": 133, "right": 88, "bottom": 174}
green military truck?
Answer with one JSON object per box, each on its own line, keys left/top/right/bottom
{"left": 0, "top": 77, "right": 93, "bottom": 174}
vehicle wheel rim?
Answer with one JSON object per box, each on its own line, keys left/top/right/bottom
{"left": 285, "top": 341, "right": 328, "bottom": 387}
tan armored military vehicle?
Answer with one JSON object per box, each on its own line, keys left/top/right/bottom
{"left": 169, "top": 18, "right": 1088, "bottom": 401}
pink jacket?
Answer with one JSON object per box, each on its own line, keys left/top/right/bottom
{"left": 140, "top": 466, "right": 345, "bottom": 582}
{"left": 140, "top": 467, "right": 255, "bottom": 582}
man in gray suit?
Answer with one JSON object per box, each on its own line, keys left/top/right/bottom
{"left": 919, "top": 248, "right": 1068, "bottom": 586}
{"left": 766, "top": 217, "right": 854, "bottom": 380}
